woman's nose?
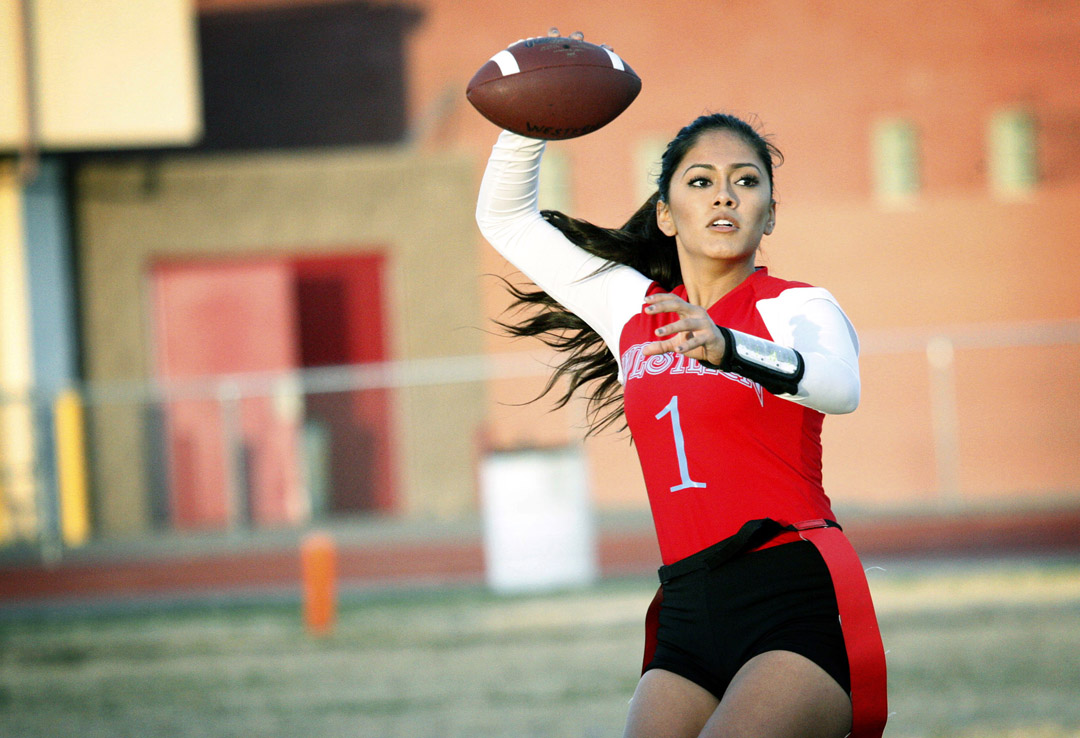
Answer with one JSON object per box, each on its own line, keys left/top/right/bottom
{"left": 715, "top": 189, "right": 737, "bottom": 208}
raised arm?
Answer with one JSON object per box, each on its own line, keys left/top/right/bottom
{"left": 475, "top": 130, "right": 651, "bottom": 357}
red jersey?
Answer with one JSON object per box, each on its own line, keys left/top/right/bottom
{"left": 620, "top": 269, "right": 836, "bottom": 565}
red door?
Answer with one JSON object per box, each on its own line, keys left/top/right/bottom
{"left": 151, "top": 258, "right": 304, "bottom": 529}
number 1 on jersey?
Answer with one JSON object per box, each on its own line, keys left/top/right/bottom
{"left": 655, "top": 395, "right": 706, "bottom": 492}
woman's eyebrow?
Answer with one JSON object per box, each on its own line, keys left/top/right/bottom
{"left": 682, "top": 163, "right": 716, "bottom": 176}
{"left": 682, "top": 162, "right": 763, "bottom": 176}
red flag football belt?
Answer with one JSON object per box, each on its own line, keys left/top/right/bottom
{"left": 788, "top": 519, "right": 888, "bottom": 738}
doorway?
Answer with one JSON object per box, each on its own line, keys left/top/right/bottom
{"left": 150, "top": 251, "right": 394, "bottom": 530}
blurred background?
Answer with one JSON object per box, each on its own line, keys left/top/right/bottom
{"left": 0, "top": 0, "right": 1078, "bottom": 735}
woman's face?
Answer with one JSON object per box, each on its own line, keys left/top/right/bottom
{"left": 656, "top": 129, "right": 776, "bottom": 275}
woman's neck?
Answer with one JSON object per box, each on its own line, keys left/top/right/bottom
{"left": 682, "top": 258, "right": 757, "bottom": 308}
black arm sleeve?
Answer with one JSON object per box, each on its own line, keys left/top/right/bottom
{"left": 701, "top": 325, "right": 806, "bottom": 396}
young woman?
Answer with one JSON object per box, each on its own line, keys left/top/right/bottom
{"left": 476, "top": 112, "right": 887, "bottom": 738}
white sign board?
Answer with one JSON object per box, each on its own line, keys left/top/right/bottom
{"left": 481, "top": 446, "right": 598, "bottom": 594}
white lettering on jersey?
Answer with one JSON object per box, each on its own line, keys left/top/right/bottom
{"left": 621, "top": 342, "right": 765, "bottom": 406}
{"left": 644, "top": 353, "right": 675, "bottom": 375}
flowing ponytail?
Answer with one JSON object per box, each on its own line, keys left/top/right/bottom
{"left": 496, "top": 196, "right": 680, "bottom": 435}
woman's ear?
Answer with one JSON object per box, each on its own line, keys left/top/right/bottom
{"left": 656, "top": 198, "right": 677, "bottom": 237}
{"left": 763, "top": 199, "right": 776, "bottom": 236}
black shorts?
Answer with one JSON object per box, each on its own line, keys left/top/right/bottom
{"left": 644, "top": 539, "right": 851, "bottom": 700}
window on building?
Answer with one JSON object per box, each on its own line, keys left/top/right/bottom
{"left": 635, "top": 137, "right": 669, "bottom": 203}
{"left": 872, "top": 118, "right": 920, "bottom": 203}
{"left": 538, "top": 146, "right": 571, "bottom": 213}
{"left": 988, "top": 108, "right": 1037, "bottom": 197}
{"left": 197, "top": 2, "right": 422, "bottom": 150}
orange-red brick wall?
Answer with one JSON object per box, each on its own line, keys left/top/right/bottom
{"left": 197, "top": 0, "right": 1080, "bottom": 510}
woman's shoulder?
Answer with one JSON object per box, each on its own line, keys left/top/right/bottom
{"left": 752, "top": 268, "right": 816, "bottom": 297}
{"left": 751, "top": 270, "right": 848, "bottom": 318}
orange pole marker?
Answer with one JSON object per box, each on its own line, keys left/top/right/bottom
{"left": 301, "top": 532, "right": 337, "bottom": 635}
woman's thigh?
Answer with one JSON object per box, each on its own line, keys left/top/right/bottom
{"left": 623, "top": 668, "right": 719, "bottom": 738}
{"left": 700, "top": 650, "right": 852, "bottom": 738}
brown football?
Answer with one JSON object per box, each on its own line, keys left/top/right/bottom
{"left": 466, "top": 36, "right": 641, "bottom": 140}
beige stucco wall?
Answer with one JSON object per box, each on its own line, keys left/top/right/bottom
{"left": 76, "top": 145, "right": 483, "bottom": 534}
{"left": 0, "top": 160, "right": 38, "bottom": 541}
{"left": 1, "top": 0, "right": 200, "bottom": 151}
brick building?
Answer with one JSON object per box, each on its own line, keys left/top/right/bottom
{"left": 2, "top": 0, "right": 1078, "bottom": 542}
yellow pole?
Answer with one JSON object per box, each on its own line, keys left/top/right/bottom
{"left": 54, "top": 388, "right": 90, "bottom": 546}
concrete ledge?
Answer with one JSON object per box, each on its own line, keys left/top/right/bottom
{"left": 1, "top": 504, "right": 1078, "bottom": 610}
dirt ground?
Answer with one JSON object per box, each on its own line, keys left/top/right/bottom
{"left": 1, "top": 555, "right": 1079, "bottom": 738}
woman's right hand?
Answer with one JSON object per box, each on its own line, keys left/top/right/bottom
{"left": 641, "top": 292, "right": 728, "bottom": 368}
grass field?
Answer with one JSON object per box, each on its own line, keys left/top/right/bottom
{"left": 1, "top": 555, "right": 1078, "bottom": 738}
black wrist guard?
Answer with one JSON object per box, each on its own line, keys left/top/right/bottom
{"left": 705, "top": 325, "right": 805, "bottom": 396}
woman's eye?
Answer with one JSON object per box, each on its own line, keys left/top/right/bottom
{"left": 688, "top": 177, "right": 711, "bottom": 188}
{"left": 736, "top": 174, "right": 761, "bottom": 187}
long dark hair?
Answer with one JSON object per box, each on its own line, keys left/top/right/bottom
{"left": 497, "top": 113, "right": 783, "bottom": 435}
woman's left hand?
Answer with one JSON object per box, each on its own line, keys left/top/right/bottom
{"left": 642, "top": 293, "right": 727, "bottom": 366}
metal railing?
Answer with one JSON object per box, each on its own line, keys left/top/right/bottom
{"left": 857, "top": 319, "right": 1080, "bottom": 506}
{"left": 1, "top": 319, "right": 1078, "bottom": 559}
